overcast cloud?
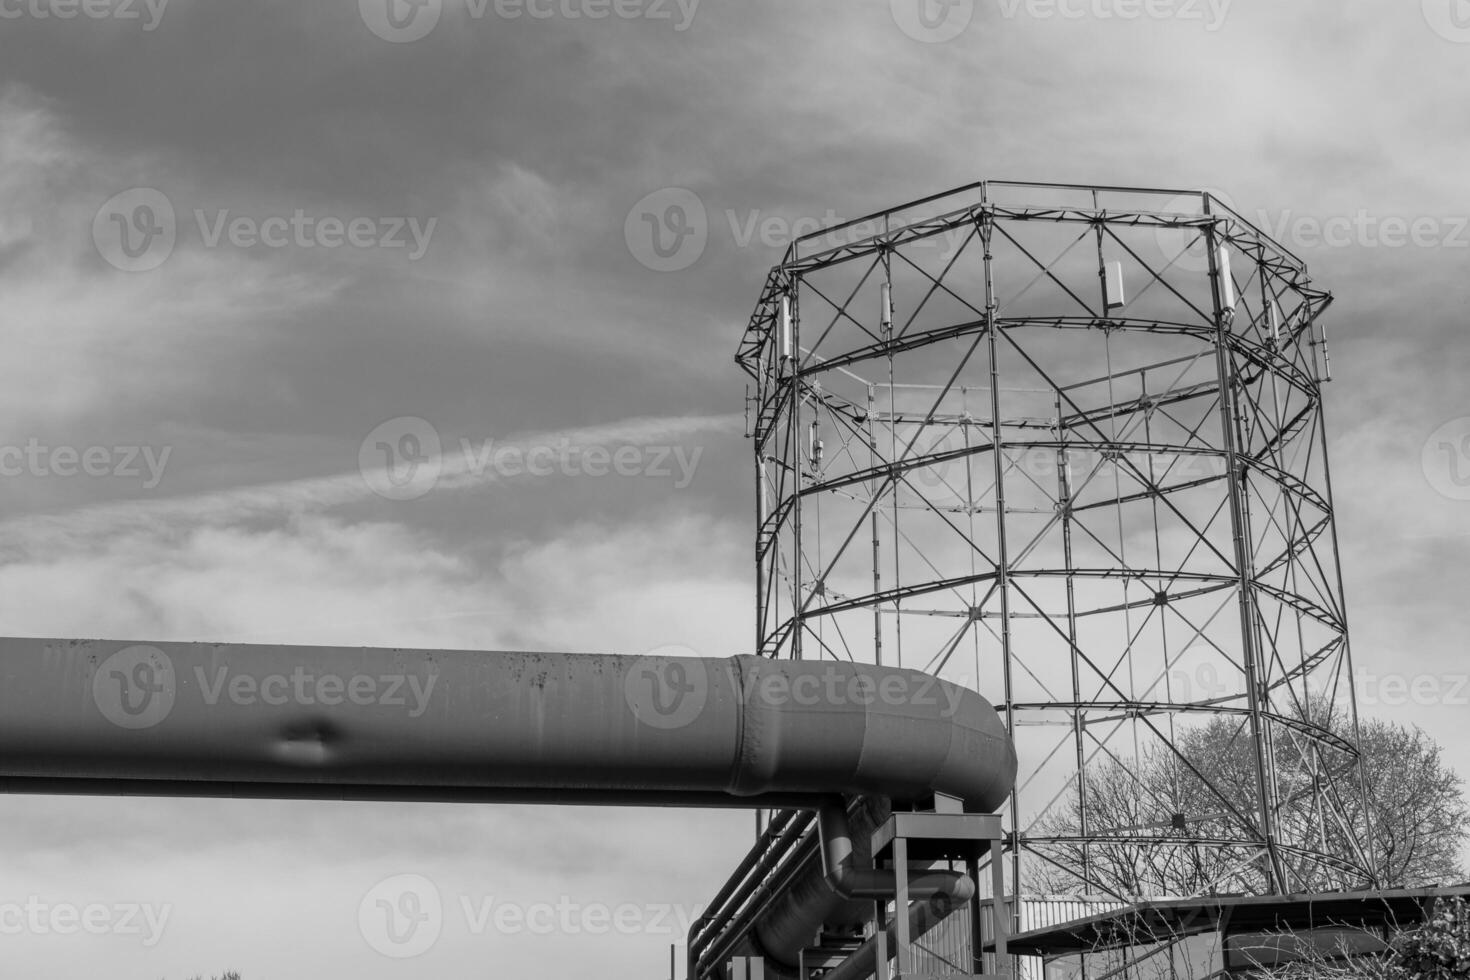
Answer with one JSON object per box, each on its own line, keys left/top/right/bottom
{"left": 0, "top": 1, "right": 1466, "bottom": 976}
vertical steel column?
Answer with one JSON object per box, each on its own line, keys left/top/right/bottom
{"left": 969, "top": 855, "right": 985, "bottom": 977}
{"left": 874, "top": 898, "right": 891, "bottom": 980}
{"left": 991, "top": 844, "right": 1009, "bottom": 977}
{"left": 894, "top": 837, "right": 913, "bottom": 977}
{"left": 870, "top": 388, "right": 882, "bottom": 666}
{"left": 1204, "top": 208, "right": 1287, "bottom": 892}
{"left": 1315, "top": 356, "right": 1382, "bottom": 887}
{"left": 1056, "top": 388, "right": 1089, "bottom": 890}
{"left": 788, "top": 285, "right": 804, "bottom": 660}
{"left": 756, "top": 443, "right": 768, "bottom": 659}
{"left": 981, "top": 207, "right": 1021, "bottom": 899}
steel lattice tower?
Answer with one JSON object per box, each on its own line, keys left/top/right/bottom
{"left": 738, "top": 181, "right": 1376, "bottom": 902}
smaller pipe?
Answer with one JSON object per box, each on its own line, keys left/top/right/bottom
{"left": 695, "top": 809, "right": 803, "bottom": 938}
{"left": 817, "top": 884, "right": 975, "bottom": 980}
{"left": 689, "top": 809, "right": 814, "bottom": 973}
{"left": 697, "top": 799, "right": 986, "bottom": 980}
{"left": 818, "top": 799, "right": 968, "bottom": 902}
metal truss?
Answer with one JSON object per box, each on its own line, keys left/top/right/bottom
{"left": 738, "top": 180, "right": 1375, "bottom": 903}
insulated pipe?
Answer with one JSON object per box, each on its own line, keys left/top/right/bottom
{"left": 818, "top": 800, "right": 970, "bottom": 903}
{"left": 710, "top": 802, "right": 873, "bottom": 977}
{"left": 714, "top": 798, "right": 975, "bottom": 973}
{"left": 816, "top": 883, "right": 976, "bottom": 980}
{"left": 0, "top": 639, "right": 1017, "bottom": 810}
{"left": 724, "top": 876, "right": 974, "bottom": 980}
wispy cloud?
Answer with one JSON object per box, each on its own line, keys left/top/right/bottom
{"left": 0, "top": 412, "right": 740, "bottom": 559}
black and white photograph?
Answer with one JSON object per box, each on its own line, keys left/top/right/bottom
{"left": 0, "top": 1, "right": 1467, "bottom": 978}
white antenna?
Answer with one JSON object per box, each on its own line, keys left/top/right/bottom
{"left": 1217, "top": 246, "right": 1236, "bottom": 312}
{"left": 778, "top": 294, "right": 794, "bottom": 369}
{"left": 1104, "top": 261, "right": 1126, "bottom": 310}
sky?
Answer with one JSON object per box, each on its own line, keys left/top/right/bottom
{"left": 0, "top": 0, "right": 1467, "bottom": 976}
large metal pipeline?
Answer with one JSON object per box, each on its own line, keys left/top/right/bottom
{"left": 0, "top": 638, "right": 1016, "bottom": 810}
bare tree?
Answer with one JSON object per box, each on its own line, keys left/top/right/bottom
{"left": 1032, "top": 706, "right": 1468, "bottom": 896}
{"left": 1352, "top": 723, "right": 1469, "bottom": 887}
